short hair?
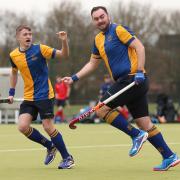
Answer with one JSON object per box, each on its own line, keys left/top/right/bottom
{"left": 16, "top": 25, "right": 31, "bottom": 35}
{"left": 91, "top": 6, "right": 108, "bottom": 16}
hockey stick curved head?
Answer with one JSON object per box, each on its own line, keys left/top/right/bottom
{"left": 69, "top": 122, "right": 77, "bottom": 129}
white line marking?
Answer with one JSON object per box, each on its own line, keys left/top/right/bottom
{"left": 0, "top": 142, "right": 179, "bottom": 153}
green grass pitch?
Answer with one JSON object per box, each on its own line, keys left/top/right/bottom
{"left": 0, "top": 123, "right": 180, "bottom": 180}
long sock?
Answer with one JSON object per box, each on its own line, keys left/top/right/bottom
{"left": 50, "top": 129, "right": 69, "bottom": 159}
{"left": 105, "top": 110, "right": 140, "bottom": 138}
{"left": 55, "top": 110, "right": 65, "bottom": 122}
{"left": 148, "top": 125, "right": 173, "bottom": 159}
{"left": 25, "top": 127, "right": 52, "bottom": 150}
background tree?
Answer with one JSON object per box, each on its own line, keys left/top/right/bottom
{"left": 0, "top": 11, "right": 40, "bottom": 66}
{"left": 0, "top": 1, "right": 179, "bottom": 103}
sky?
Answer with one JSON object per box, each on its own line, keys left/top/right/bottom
{"left": 0, "top": 0, "right": 179, "bottom": 14}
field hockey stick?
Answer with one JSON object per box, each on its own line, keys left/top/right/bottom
{"left": 0, "top": 98, "right": 24, "bottom": 103}
{"left": 69, "top": 81, "right": 136, "bottom": 129}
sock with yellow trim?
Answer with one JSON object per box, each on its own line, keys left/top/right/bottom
{"left": 105, "top": 110, "right": 140, "bottom": 138}
{"left": 148, "top": 125, "right": 173, "bottom": 158}
{"left": 25, "top": 127, "right": 52, "bottom": 150}
{"left": 50, "top": 129, "right": 69, "bottom": 159}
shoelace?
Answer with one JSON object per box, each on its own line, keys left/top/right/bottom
{"left": 61, "top": 157, "right": 73, "bottom": 164}
{"left": 47, "top": 147, "right": 56, "bottom": 155}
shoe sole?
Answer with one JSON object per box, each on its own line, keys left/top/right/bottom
{"left": 44, "top": 149, "right": 57, "bottom": 165}
{"left": 153, "top": 159, "right": 180, "bottom": 171}
{"left": 130, "top": 132, "right": 148, "bottom": 157}
{"left": 58, "top": 163, "right": 75, "bottom": 169}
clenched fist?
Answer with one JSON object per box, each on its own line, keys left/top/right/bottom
{"left": 56, "top": 31, "right": 67, "bottom": 41}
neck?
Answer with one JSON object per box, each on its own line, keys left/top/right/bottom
{"left": 19, "top": 45, "right": 31, "bottom": 52}
{"left": 101, "top": 23, "right": 111, "bottom": 33}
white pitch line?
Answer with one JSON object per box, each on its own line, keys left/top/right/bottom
{"left": 0, "top": 142, "right": 180, "bottom": 153}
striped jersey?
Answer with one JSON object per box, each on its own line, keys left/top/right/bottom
{"left": 91, "top": 23, "right": 145, "bottom": 81}
{"left": 10, "top": 44, "right": 56, "bottom": 101}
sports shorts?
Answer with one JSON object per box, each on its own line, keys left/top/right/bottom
{"left": 101, "top": 75, "right": 149, "bottom": 119}
{"left": 55, "top": 99, "right": 66, "bottom": 107}
{"left": 19, "top": 98, "right": 54, "bottom": 121}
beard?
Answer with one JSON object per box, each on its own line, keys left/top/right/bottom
{"left": 97, "top": 21, "right": 110, "bottom": 32}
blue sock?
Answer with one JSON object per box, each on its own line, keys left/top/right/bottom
{"left": 105, "top": 111, "right": 140, "bottom": 138}
{"left": 50, "top": 129, "right": 69, "bottom": 159}
{"left": 25, "top": 127, "right": 52, "bottom": 150}
{"left": 148, "top": 125, "right": 173, "bottom": 159}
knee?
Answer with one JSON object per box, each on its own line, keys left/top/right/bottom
{"left": 136, "top": 117, "right": 154, "bottom": 131}
{"left": 42, "top": 120, "right": 55, "bottom": 134}
{"left": 18, "top": 123, "right": 29, "bottom": 134}
{"left": 96, "top": 106, "right": 111, "bottom": 119}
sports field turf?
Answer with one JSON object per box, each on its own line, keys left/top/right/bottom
{"left": 0, "top": 123, "right": 179, "bottom": 180}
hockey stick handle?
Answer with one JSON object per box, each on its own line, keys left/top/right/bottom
{"left": 69, "top": 81, "right": 135, "bottom": 129}
{"left": 69, "top": 103, "right": 105, "bottom": 129}
{"left": 0, "top": 98, "right": 24, "bottom": 103}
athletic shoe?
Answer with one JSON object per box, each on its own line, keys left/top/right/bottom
{"left": 44, "top": 145, "right": 57, "bottom": 165}
{"left": 153, "top": 153, "right": 180, "bottom": 171}
{"left": 58, "top": 155, "right": 75, "bottom": 169}
{"left": 129, "top": 130, "right": 148, "bottom": 157}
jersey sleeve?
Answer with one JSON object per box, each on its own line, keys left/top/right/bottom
{"left": 90, "top": 40, "right": 101, "bottom": 60}
{"left": 40, "top": 44, "right": 57, "bottom": 60}
{"left": 116, "top": 25, "right": 135, "bottom": 46}
{"left": 9, "top": 56, "right": 18, "bottom": 71}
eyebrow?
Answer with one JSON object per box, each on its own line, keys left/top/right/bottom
{"left": 93, "top": 13, "right": 105, "bottom": 19}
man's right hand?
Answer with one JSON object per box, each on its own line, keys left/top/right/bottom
{"left": 62, "top": 77, "right": 74, "bottom": 85}
{"left": 8, "top": 96, "right": 14, "bottom": 104}
{"left": 56, "top": 31, "right": 68, "bottom": 41}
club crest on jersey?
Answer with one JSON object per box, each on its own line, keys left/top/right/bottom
{"left": 31, "top": 54, "right": 38, "bottom": 61}
{"left": 107, "top": 35, "right": 113, "bottom": 41}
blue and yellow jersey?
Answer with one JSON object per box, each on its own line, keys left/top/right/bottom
{"left": 9, "top": 44, "right": 56, "bottom": 101}
{"left": 91, "top": 23, "right": 144, "bottom": 81}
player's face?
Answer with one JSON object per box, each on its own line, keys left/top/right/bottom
{"left": 91, "top": 9, "right": 110, "bottom": 32}
{"left": 16, "top": 29, "right": 32, "bottom": 50}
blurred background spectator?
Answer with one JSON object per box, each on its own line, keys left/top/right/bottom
{"left": 99, "top": 74, "right": 113, "bottom": 100}
{"left": 156, "top": 93, "right": 177, "bottom": 123}
{"left": 54, "top": 76, "right": 71, "bottom": 123}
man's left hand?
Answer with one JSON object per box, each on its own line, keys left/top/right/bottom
{"left": 134, "top": 70, "right": 145, "bottom": 84}
{"left": 56, "top": 31, "right": 67, "bottom": 41}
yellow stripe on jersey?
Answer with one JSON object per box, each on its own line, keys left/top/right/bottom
{"left": 116, "top": 25, "right": 139, "bottom": 75}
{"left": 10, "top": 48, "right": 34, "bottom": 101}
{"left": 40, "top": 44, "right": 56, "bottom": 60}
{"left": 48, "top": 78, "right": 54, "bottom": 99}
{"left": 95, "top": 33, "right": 113, "bottom": 79}
{"left": 115, "top": 25, "right": 133, "bottom": 44}
{"left": 128, "top": 48, "right": 138, "bottom": 75}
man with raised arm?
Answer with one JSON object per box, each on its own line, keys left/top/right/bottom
{"left": 8, "top": 25, "right": 75, "bottom": 169}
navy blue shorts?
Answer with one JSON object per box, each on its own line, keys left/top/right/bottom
{"left": 101, "top": 76, "right": 149, "bottom": 119}
{"left": 19, "top": 99, "right": 54, "bottom": 121}
{"left": 55, "top": 99, "right": 66, "bottom": 107}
